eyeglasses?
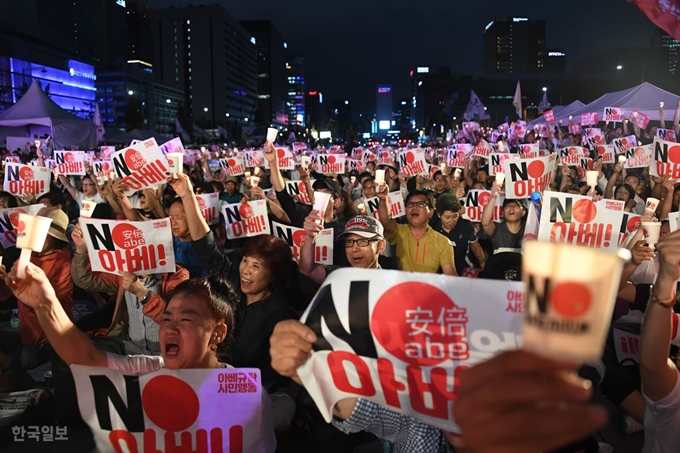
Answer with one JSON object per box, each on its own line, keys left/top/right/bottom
{"left": 406, "top": 201, "right": 429, "bottom": 209}
{"left": 344, "top": 238, "right": 380, "bottom": 248}
{"left": 363, "top": 185, "right": 376, "bottom": 190}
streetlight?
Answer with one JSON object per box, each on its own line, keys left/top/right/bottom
{"left": 616, "top": 65, "right": 623, "bottom": 70}
{"left": 542, "top": 87, "right": 547, "bottom": 92}
{"left": 225, "top": 113, "right": 230, "bottom": 117}
{"left": 204, "top": 107, "right": 208, "bottom": 112}
{"left": 244, "top": 117, "right": 249, "bottom": 122}
{"left": 166, "top": 99, "right": 171, "bottom": 104}
{"left": 128, "top": 90, "right": 134, "bottom": 95}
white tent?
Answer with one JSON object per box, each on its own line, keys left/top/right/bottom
{"left": 567, "top": 82, "right": 680, "bottom": 123}
{"left": 0, "top": 80, "right": 97, "bottom": 149}
{"left": 528, "top": 101, "right": 586, "bottom": 127}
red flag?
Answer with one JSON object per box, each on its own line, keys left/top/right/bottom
{"left": 629, "top": 0, "right": 680, "bottom": 40}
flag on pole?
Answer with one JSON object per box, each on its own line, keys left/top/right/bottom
{"left": 628, "top": 0, "right": 680, "bottom": 40}
{"left": 513, "top": 81, "right": 523, "bottom": 119}
{"left": 175, "top": 119, "right": 190, "bottom": 142}
{"left": 193, "top": 124, "right": 210, "bottom": 139}
{"left": 217, "top": 125, "right": 229, "bottom": 140}
{"left": 463, "top": 90, "right": 491, "bottom": 121}
{"left": 93, "top": 103, "right": 105, "bottom": 142}
{"left": 538, "top": 92, "right": 549, "bottom": 113}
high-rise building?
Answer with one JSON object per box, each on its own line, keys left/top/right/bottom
{"left": 327, "top": 100, "right": 352, "bottom": 140}
{"left": 661, "top": 32, "right": 680, "bottom": 74}
{"left": 394, "top": 100, "right": 412, "bottom": 133}
{"left": 126, "top": 0, "right": 154, "bottom": 71}
{"left": 241, "top": 21, "right": 288, "bottom": 128}
{"left": 153, "top": 5, "right": 257, "bottom": 130}
{"left": 376, "top": 85, "right": 393, "bottom": 132}
{"left": 484, "top": 17, "right": 547, "bottom": 74}
{"left": 305, "top": 90, "right": 325, "bottom": 131}
{"left": 545, "top": 48, "right": 566, "bottom": 73}
{"left": 286, "top": 55, "right": 305, "bottom": 127}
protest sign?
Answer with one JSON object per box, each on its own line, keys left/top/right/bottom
{"left": 285, "top": 180, "right": 311, "bottom": 205}
{"left": 489, "top": 153, "right": 516, "bottom": 176}
{"left": 582, "top": 128, "right": 605, "bottom": 149}
{"left": 159, "top": 137, "right": 185, "bottom": 155}
{"left": 219, "top": 156, "right": 246, "bottom": 176}
{"left": 503, "top": 154, "right": 555, "bottom": 199}
{"left": 271, "top": 221, "right": 333, "bottom": 264}
{"left": 363, "top": 192, "right": 406, "bottom": 221}
{"left": 93, "top": 160, "right": 113, "bottom": 180}
{"left": 557, "top": 147, "right": 585, "bottom": 167}
{"left": 426, "top": 164, "right": 440, "bottom": 179}
{"left": 650, "top": 136, "right": 680, "bottom": 178}
{"left": 618, "top": 212, "right": 641, "bottom": 246}
{"left": 397, "top": 149, "right": 427, "bottom": 176}
{"left": 100, "top": 146, "right": 115, "bottom": 159}
{"left": 377, "top": 150, "right": 394, "bottom": 166}
{"left": 54, "top": 151, "right": 86, "bottom": 175}
{"left": 595, "top": 144, "right": 616, "bottom": 164}
{"left": 111, "top": 139, "right": 170, "bottom": 192}
{"left": 362, "top": 150, "right": 376, "bottom": 163}
{"left": 244, "top": 151, "right": 265, "bottom": 168}
{"left": 518, "top": 143, "right": 539, "bottom": 159}
{"left": 222, "top": 200, "right": 270, "bottom": 240}
{"left": 346, "top": 158, "right": 366, "bottom": 173}
{"left": 462, "top": 121, "right": 480, "bottom": 132}
{"left": 196, "top": 193, "right": 220, "bottom": 225}
{"left": 669, "top": 211, "right": 680, "bottom": 232}
{"left": 79, "top": 218, "right": 175, "bottom": 275}
{"left": 464, "top": 190, "right": 504, "bottom": 222}
{"left": 470, "top": 141, "right": 492, "bottom": 159}
{"left": 0, "top": 389, "right": 46, "bottom": 428}
{"left": 71, "top": 366, "right": 273, "bottom": 453}
{"left": 612, "top": 135, "right": 637, "bottom": 154}
{"left": 581, "top": 112, "right": 599, "bottom": 126}
{"left": 0, "top": 204, "right": 45, "bottom": 249}
{"left": 80, "top": 200, "right": 97, "bottom": 218}
{"left": 265, "top": 147, "right": 296, "bottom": 170}
{"left": 297, "top": 268, "right": 524, "bottom": 431}
{"left": 537, "top": 191, "right": 624, "bottom": 250}
{"left": 351, "top": 147, "right": 364, "bottom": 159}
{"left": 568, "top": 122, "right": 582, "bottom": 135}
{"left": 629, "top": 110, "right": 650, "bottom": 129}
{"left": 316, "top": 154, "right": 346, "bottom": 174}
{"left": 543, "top": 110, "right": 555, "bottom": 123}
{"left": 619, "top": 144, "right": 653, "bottom": 169}
{"left": 604, "top": 107, "right": 625, "bottom": 122}
{"left": 3, "top": 163, "right": 51, "bottom": 198}
{"left": 447, "top": 144, "right": 472, "bottom": 168}
{"left": 657, "top": 128, "right": 677, "bottom": 143}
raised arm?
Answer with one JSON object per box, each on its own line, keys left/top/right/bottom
{"left": 167, "top": 173, "right": 210, "bottom": 240}
{"left": 604, "top": 162, "right": 623, "bottom": 199}
{"left": 299, "top": 210, "right": 328, "bottom": 285}
{"left": 482, "top": 182, "right": 500, "bottom": 237}
{"left": 58, "top": 174, "right": 79, "bottom": 200}
{"left": 264, "top": 142, "right": 285, "bottom": 192}
{"left": 376, "top": 183, "right": 396, "bottom": 238}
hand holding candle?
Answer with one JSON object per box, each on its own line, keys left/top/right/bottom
{"left": 15, "top": 214, "right": 53, "bottom": 279}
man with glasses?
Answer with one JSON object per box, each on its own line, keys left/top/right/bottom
{"left": 377, "top": 187, "right": 456, "bottom": 275}
{"left": 354, "top": 176, "right": 377, "bottom": 210}
{"left": 58, "top": 174, "right": 106, "bottom": 205}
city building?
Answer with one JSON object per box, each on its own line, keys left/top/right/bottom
{"left": 545, "top": 48, "right": 566, "bottom": 73}
{"left": 376, "top": 85, "right": 393, "bottom": 132}
{"left": 483, "top": 17, "right": 547, "bottom": 74}
{"left": 126, "top": 0, "right": 154, "bottom": 71}
{"left": 286, "top": 55, "right": 305, "bottom": 127}
{"left": 327, "top": 100, "right": 352, "bottom": 141}
{"left": 394, "top": 99, "right": 412, "bottom": 133}
{"left": 153, "top": 5, "right": 258, "bottom": 133}
{"left": 660, "top": 31, "right": 680, "bottom": 74}
{"left": 241, "top": 20, "right": 288, "bottom": 128}
{"left": 305, "top": 90, "right": 325, "bottom": 131}
{"left": 411, "top": 66, "right": 472, "bottom": 131}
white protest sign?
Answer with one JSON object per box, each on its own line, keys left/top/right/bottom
{"left": 264, "top": 147, "right": 296, "bottom": 170}
{"left": 222, "top": 200, "right": 270, "bottom": 240}
{"left": 271, "top": 221, "right": 333, "bottom": 264}
{"left": 613, "top": 328, "right": 640, "bottom": 366}
{"left": 80, "top": 200, "right": 97, "bottom": 218}
{"left": 362, "top": 150, "right": 376, "bottom": 163}
{"left": 0, "top": 204, "right": 45, "bottom": 248}
{"left": 630, "top": 110, "right": 650, "bottom": 129}
{"left": 650, "top": 136, "right": 680, "bottom": 178}
{"left": 93, "top": 161, "right": 113, "bottom": 181}
{"left": 315, "top": 154, "right": 346, "bottom": 174}
{"left": 595, "top": 144, "right": 616, "bottom": 164}
{"left": 346, "top": 158, "right": 366, "bottom": 173}
{"left": 397, "top": 149, "right": 427, "bottom": 177}
{"left": 196, "top": 193, "right": 220, "bottom": 225}
{"left": 297, "top": 268, "right": 524, "bottom": 431}
{"left": 612, "top": 135, "right": 637, "bottom": 155}
{"left": 518, "top": 143, "right": 539, "bottom": 159}
{"left": 159, "top": 137, "right": 185, "bottom": 155}
{"left": 244, "top": 151, "right": 265, "bottom": 168}
{"left": 619, "top": 144, "right": 653, "bottom": 169}
{"left": 447, "top": 144, "right": 472, "bottom": 168}
{"left": 79, "top": 218, "right": 175, "bottom": 275}
{"left": 363, "top": 193, "right": 406, "bottom": 221}
{"left": 604, "top": 107, "right": 625, "bottom": 122}
{"left": 489, "top": 153, "right": 516, "bottom": 176}
{"left": 219, "top": 156, "right": 246, "bottom": 176}
{"left": 581, "top": 112, "right": 599, "bottom": 126}
{"left": 71, "top": 366, "right": 273, "bottom": 453}
{"left": 537, "top": 191, "right": 624, "bottom": 250}
{"left": 582, "top": 128, "right": 605, "bottom": 149}
{"left": 3, "top": 163, "right": 51, "bottom": 198}
{"left": 285, "top": 180, "right": 311, "bottom": 205}
{"left": 376, "top": 150, "right": 394, "bottom": 166}
{"left": 470, "top": 141, "right": 492, "bottom": 159}
{"left": 464, "top": 190, "right": 504, "bottom": 223}
{"left": 54, "top": 151, "right": 86, "bottom": 175}
{"left": 557, "top": 146, "right": 586, "bottom": 167}
{"left": 100, "top": 146, "right": 115, "bottom": 159}
{"left": 462, "top": 121, "right": 480, "bottom": 132}
{"left": 111, "top": 139, "right": 170, "bottom": 192}
{"left": 503, "top": 153, "right": 556, "bottom": 199}
{"left": 618, "top": 212, "right": 641, "bottom": 246}
{"left": 657, "top": 128, "right": 677, "bottom": 143}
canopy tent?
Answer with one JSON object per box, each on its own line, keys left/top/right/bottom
{"left": 0, "top": 80, "right": 97, "bottom": 150}
{"left": 527, "top": 101, "right": 586, "bottom": 127}
{"left": 566, "top": 82, "right": 680, "bottom": 124}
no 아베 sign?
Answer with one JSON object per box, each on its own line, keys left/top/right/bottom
{"left": 3, "top": 163, "right": 51, "bottom": 198}
{"left": 297, "top": 268, "right": 524, "bottom": 431}
{"left": 111, "top": 138, "right": 170, "bottom": 191}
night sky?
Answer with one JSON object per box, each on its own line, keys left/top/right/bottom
{"left": 146, "top": 0, "right": 657, "bottom": 114}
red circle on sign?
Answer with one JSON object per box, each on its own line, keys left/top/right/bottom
{"left": 382, "top": 151, "right": 388, "bottom": 158}
{"left": 124, "top": 148, "right": 146, "bottom": 171}
{"left": 634, "top": 147, "right": 645, "bottom": 157}
{"left": 594, "top": 135, "right": 602, "bottom": 143}
{"left": 478, "top": 192, "right": 491, "bottom": 207}
{"left": 527, "top": 160, "right": 545, "bottom": 178}
{"left": 627, "top": 216, "right": 641, "bottom": 233}
{"left": 550, "top": 282, "right": 592, "bottom": 318}
{"left": 371, "top": 282, "right": 462, "bottom": 366}
{"left": 239, "top": 203, "right": 253, "bottom": 219}
{"left": 17, "top": 220, "right": 26, "bottom": 234}
{"left": 457, "top": 151, "right": 465, "bottom": 159}
{"left": 621, "top": 138, "right": 628, "bottom": 146}
{"left": 64, "top": 152, "right": 75, "bottom": 163}
{"left": 197, "top": 196, "right": 206, "bottom": 210}
{"left": 102, "top": 162, "right": 110, "bottom": 171}
{"left": 328, "top": 155, "right": 336, "bottom": 164}
{"left": 111, "top": 223, "right": 144, "bottom": 250}
{"left": 572, "top": 199, "right": 597, "bottom": 224}
{"left": 19, "top": 167, "right": 34, "bottom": 181}
{"left": 597, "top": 146, "right": 606, "bottom": 155}
{"left": 668, "top": 145, "right": 680, "bottom": 164}
{"left": 142, "top": 375, "right": 199, "bottom": 432}
{"left": 586, "top": 159, "right": 594, "bottom": 170}
{"left": 277, "top": 148, "right": 286, "bottom": 159}
{"left": 9, "top": 209, "right": 25, "bottom": 228}
{"left": 406, "top": 152, "right": 415, "bottom": 164}
{"left": 292, "top": 229, "right": 307, "bottom": 247}
{"left": 227, "top": 159, "right": 236, "bottom": 167}
{"left": 568, "top": 147, "right": 578, "bottom": 157}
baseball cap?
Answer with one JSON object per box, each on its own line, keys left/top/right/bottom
{"left": 225, "top": 176, "right": 238, "bottom": 185}
{"left": 503, "top": 198, "right": 526, "bottom": 210}
{"left": 312, "top": 177, "right": 341, "bottom": 198}
{"left": 338, "top": 216, "right": 384, "bottom": 239}
{"left": 36, "top": 206, "right": 69, "bottom": 243}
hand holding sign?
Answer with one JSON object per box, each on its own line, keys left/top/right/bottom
{"left": 270, "top": 320, "right": 317, "bottom": 386}
{"left": 4, "top": 262, "right": 57, "bottom": 310}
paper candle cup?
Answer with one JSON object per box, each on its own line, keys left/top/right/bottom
{"left": 586, "top": 171, "right": 599, "bottom": 187}
{"left": 250, "top": 176, "right": 260, "bottom": 187}
{"left": 15, "top": 214, "right": 54, "bottom": 279}
{"left": 313, "top": 191, "right": 332, "bottom": 216}
{"left": 495, "top": 172, "right": 505, "bottom": 185}
{"left": 618, "top": 155, "right": 626, "bottom": 164}
{"left": 453, "top": 168, "right": 462, "bottom": 179}
{"left": 374, "top": 169, "right": 386, "bottom": 185}
{"left": 200, "top": 146, "right": 206, "bottom": 153}
{"left": 267, "top": 128, "right": 279, "bottom": 143}
{"left": 244, "top": 171, "right": 251, "bottom": 179}
{"left": 300, "top": 156, "right": 311, "bottom": 169}
{"left": 109, "top": 171, "right": 116, "bottom": 181}
{"left": 645, "top": 197, "right": 660, "bottom": 213}
{"left": 642, "top": 222, "right": 661, "bottom": 249}
{"left": 167, "top": 153, "right": 183, "bottom": 174}
{"left": 357, "top": 203, "right": 366, "bottom": 212}
{"left": 522, "top": 241, "right": 631, "bottom": 362}
{"left": 439, "top": 163, "right": 447, "bottom": 174}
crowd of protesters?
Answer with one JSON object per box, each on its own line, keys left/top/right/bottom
{"left": 0, "top": 101, "right": 679, "bottom": 452}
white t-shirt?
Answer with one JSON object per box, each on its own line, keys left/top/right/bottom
{"left": 642, "top": 370, "right": 680, "bottom": 453}
{"left": 75, "top": 191, "right": 106, "bottom": 205}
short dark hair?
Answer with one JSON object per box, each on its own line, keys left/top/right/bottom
{"left": 615, "top": 183, "right": 636, "bottom": 200}
{"left": 38, "top": 191, "right": 65, "bottom": 208}
{"left": 92, "top": 202, "right": 117, "bottom": 219}
{"left": 0, "top": 191, "right": 18, "bottom": 208}
{"left": 625, "top": 173, "right": 641, "bottom": 184}
{"left": 242, "top": 235, "right": 292, "bottom": 289}
{"left": 435, "top": 193, "right": 461, "bottom": 216}
{"left": 405, "top": 190, "right": 434, "bottom": 209}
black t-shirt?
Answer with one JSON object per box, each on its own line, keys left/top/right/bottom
{"left": 435, "top": 218, "right": 479, "bottom": 274}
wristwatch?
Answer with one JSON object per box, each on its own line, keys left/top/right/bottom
{"left": 139, "top": 290, "right": 152, "bottom": 305}
{"left": 650, "top": 292, "right": 676, "bottom": 308}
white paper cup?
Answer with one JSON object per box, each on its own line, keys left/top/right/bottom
{"left": 300, "top": 156, "right": 311, "bottom": 169}
{"left": 586, "top": 171, "right": 599, "bottom": 187}
{"left": 645, "top": 197, "right": 660, "bottom": 213}
{"left": 167, "top": 153, "right": 183, "bottom": 174}
{"left": 522, "top": 241, "right": 630, "bottom": 362}
{"left": 313, "top": 191, "right": 332, "bottom": 216}
{"left": 495, "top": 172, "right": 505, "bottom": 185}
{"left": 250, "top": 176, "right": 260, "bottom": 187}
{"left": 15, "top": 214, "right": 54, "bottom": 279}
{"left": 374, "top": 169, "right": 385, "bottom": 185}
{"left": 267, "top": 128, "right": 279, "bottom": 143}
{"left": 200, "top": 146, "right": 206, "bottom": 153}
{"left": 439, "top": 163, "right": 447, "bottom": 174}
{"left": 453, "top": 168, "right": 462, "bottom": 179}
{"left": 244, "top": 171, "right": 251, "bottom": 179}
{"left": 642, "top": 222, "right": 661, "bottom": 249}
{"left": 618, "top": 155, "right": 626, "bottom": 164}
{"left": 109, "top": 171, "right": 116, "bottom": 181}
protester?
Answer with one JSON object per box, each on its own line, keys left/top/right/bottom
{"left": 433, "top": 193, "right": 486, "bottom": 273}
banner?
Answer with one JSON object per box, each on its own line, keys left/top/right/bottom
{"left": 603, "top": 107, "right": 625, "bottom": 122}
{"left": 3, "top": 163, "right": 51, "bottom": 198}
{"left": 54, "top": 151, "right": 86, "bottom": 175}
{"left": 629, "top": 110, "right": 650, "bottom": 129}
{"left": 0, "top": 204, "right": 45, "bottom": 248}
{"left": 222, "top": 200, "right": 270, "bottom": 240}
{"left": 79, "top": 218, "right": 175, "bottom": 275}
{"left": 285, "top": 180, "right": 311, "bottom": 205}
{"left": 111, "top": 139, "right": 170, "bottom": 192}
{"left": 464, "top": 190, "right": 504, "bottom": 222}
{"left": 447, "top": 144, "right": 472, "bottom": 168}
{"left": 219, "top": 156, "right": 246, "bottom": 176}
{"left": 489, "top": 153, "right": 516, "bottom": 176}
{"left": 271, "top": 221, "right": 334, "bottom": 264}
{"left": 650, "top": 136, "right": 680, "bottom": 178}
{"left": 244, "top": 151, "right": 265, "bottom": 168}
{"left": 557, "top": 146, "right": 586, "bottom": 167}
{"left": 159, "top": 137, "right": 185, "bottom": 155}
{"left": 397, "top": 149, "right": 427, "bottom": 177}
{"left": 71, "top": 366, "right": 273, "bottom": 453}
{"left": 537, "top": 191, "right": 624, "bottom": 250}
{"left": 657, "top": 128, "right": 677, "bottom": 142}
{"left": 568, "top": 122, "right": 582, "bottom": 135}
{"left": 580, "top": 112, "right": 599, "bottom": 126}
{"left": 503, "top": 154, "right": 556, "bottom": 199}
{"left": 618, "top": 212, "right": 641, "bottom": 246}
{"left": 470, "top": 141, "right": 492, "bottom": 159}
{"left": 628, "top": 0, "right": 680, "bottom": 42}
{"left": 196, "top": 193, "right": 220, "bottom": 225}
{"left": 619, "top": 144, "right": 653, "bottom": 169}
{"left": 297, "top": 268, "right": 524, "bottom": 431}
{"left": 543, "top": 110, "right": 555, "bottom": 123}
{"left": 315, "top": 154, "right": 346, "bottom": 174}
